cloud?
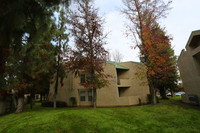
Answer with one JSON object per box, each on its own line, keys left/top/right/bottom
{"left": 95, "top": 0, "right": 140, "bottom": 62}
{"left": 103, "top": 10, "right": 140, "bottom": 62}
{"left": 94, "top": 0, "right": 200, "bottom": 61}
{"left": 161, "top": 0, "right": 200, "bottom": 56}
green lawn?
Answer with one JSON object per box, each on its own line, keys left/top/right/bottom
{"left": 0, "top": 97, "right": 200, "bottom": 133}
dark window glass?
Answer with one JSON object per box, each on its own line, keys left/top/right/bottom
{"left": 80, "top": 91, "right": 86, "bottom": 101}
{"left": 88, "top": 90, "right": 93, "bottom": 101}
{"left": 80, "top": 74, "right": 86, "bottom": 84}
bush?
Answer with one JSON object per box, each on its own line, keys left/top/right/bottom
{"left": 41, "top": 101, "right": 67, "bottom": 107}
{"left": 69, "top": 97, "right": 76, "bottom": 106}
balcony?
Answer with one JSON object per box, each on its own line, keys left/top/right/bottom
{"left": 117, "top": 78, "right": 131, "bottom": 87}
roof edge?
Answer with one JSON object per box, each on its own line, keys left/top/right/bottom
{"left": 120, "top": 61, "right": 142, "bottom": 65}
{"left": 106, "top": 61, "right": 129, "bottom": 70}
{"left": 186, "top": 30, "right": 200, "bottom": 49}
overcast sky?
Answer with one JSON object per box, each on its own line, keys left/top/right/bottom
{"left": 93, "top": 0, "right": 200, "bottom": 62}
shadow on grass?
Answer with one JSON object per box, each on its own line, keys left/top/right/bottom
{"left": 24, "top": 102, "right": 94, "bottom": 113}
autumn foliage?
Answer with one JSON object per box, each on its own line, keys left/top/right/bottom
{"left": 68, "top": 0, "right": 108, "bottom": 108}
{"left": 123, "top": 0, "right": 177, "bottom": 103}
{"left": 141, "top": 23, "right": 177, "bottom": 89}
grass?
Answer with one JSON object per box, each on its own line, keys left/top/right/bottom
{"left": 0, "top": 97, "right": 200, "bottom": 133}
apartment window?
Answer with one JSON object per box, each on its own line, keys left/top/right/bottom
{"left": 80, "top": 74, "right": 86, "bottom": 84}
{"left": 88, "top": 90, "right": 93, "bottom": 101}
{"left": 80, "top": 91, "right": 86, "bottom": 101}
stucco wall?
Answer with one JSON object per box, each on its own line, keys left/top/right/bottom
{"left": 96, "top": 63, "right": 119, "bottom": 106}
{"left": 118, "top": 62, "right": 150, "bottom": 104}
{"left": 49, "top": 72, "right": 78, "bottom": 106}
{"left": 178, "top": 32, "right": 200, "bottom": 104}
{"left": 49, "top": 62, "right": 150, "bottom": 107}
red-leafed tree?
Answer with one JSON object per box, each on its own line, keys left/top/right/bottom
{"left": 142, "top": 23, "right": 178, "bottom": 100}
{"left": 122, "top": 0, "right": 177, "bottom": 104}
{"left": 68, "top": 0, "right": 108, "bottom": 108}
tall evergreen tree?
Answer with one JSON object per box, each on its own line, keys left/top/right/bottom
{"left": 0, "top": 0, "right": 70, "bottom": 91}
{"left": 5, "top": 21, "right": 57, "bottom": 113}
{"left": 52, "top": 8, "right": 69, "bottom": 109}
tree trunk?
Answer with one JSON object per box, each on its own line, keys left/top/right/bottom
{"left": 0, "top": 45, "right": 9, "bottom": 81}
{"left": 53, "top": 93, "right": 57, "bottom": 109}
{"left": 12, "top": 95, "right": 17, "bottom": 110}
{"left": 171, "top": 90, "right": 175, "bottom": 97}
{"left": 150, "top": 84, "right": 157, "bottom": 105}
{"left": 45, "top": 93, "right": 48, "bottom": 101}
{"left": 53, "top": 78, "right": 58, "bottom": 109}
{"left": 93, "top": 88, "right": 97, "bottom": 109}
{"left": 160, "top": 88, "right": 169, "bottom": 99}
{"left": 15, "top": 96, "right": 24, "bottom": 114}
{"left": 53, "top": 53, "right": 59, "bottom": 109}
{"left": 40, "top": 93, "right": 42, "bottom": 102}
{"left": 30, "top": 88, "right": 35, "bottom": 109}
{"left": 30, "top": 93, "right": 33, "bottom": 109}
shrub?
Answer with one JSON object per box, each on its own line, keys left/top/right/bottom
{"left": 41, "top": 101, "right": 67, "bottom": 107}
{"left": 69, "top": 97, "right": 77, "bottom": 106}
{"left": 138, "top": 98, "right": 142, "bottom": 105}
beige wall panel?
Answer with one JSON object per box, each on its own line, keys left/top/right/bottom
{"left": 178, "top": 31, "right": 200, "bottom": 103}
{"left": 49, "top": 62, "right": 150, "bottom": 107}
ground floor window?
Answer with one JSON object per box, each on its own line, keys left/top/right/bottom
{"left": 80, "top": 91, "right": 86, "bottom": 101}
{"left": 79, "top": 90, "right": 93, "bottom": 102}
{"left": 88, "top": 90, "right": 93, "bottom": 101}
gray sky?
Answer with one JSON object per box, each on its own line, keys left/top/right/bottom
{"left": 94, "top": 0, "right": 200, "bottom": 62}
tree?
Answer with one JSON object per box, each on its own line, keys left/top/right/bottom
{"left": 105, "top": 49, "right": 112, "bottom": 61}
{"left": 141, "top": 24, "right": 178, "bottom": 100}
{"left": 52, "top": 8, "right": 69, "bottom": 109}
{"left": 5, "top": 19, "right": 57, "bottom": 113}
{"left": 68, "top": 0, "right": 108, "bottom": 108}
{"left": 122, "top": 0, "right": 172, "bottom": 104}
{"left": 0, "top": 0, "right": 70, "bottom": 91}
{"left": 156, "top": 46, "right": 178, "bottom": 99}
{"left": 112, "top": 49, "right": 124, "bottom": 63}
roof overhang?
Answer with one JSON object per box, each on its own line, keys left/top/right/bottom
{"left": 186, "top": 30, "right": 200, "bottom": 49}
{"left": 106, "top": 61, "right": 129, "bottom": 70}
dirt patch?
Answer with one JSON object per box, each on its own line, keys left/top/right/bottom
{"left": 171, "top": 100, "right": 200, "bottom": 111}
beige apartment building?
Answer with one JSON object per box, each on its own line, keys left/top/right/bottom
{"left": 49, "top": 61, "right": 150, "bottom": 107}
{"left": 178, "top": 30, "right": 200, "bottom": 104}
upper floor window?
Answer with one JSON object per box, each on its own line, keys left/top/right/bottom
{"left": 80, "top": 74, "right": 86, "bottom": 84}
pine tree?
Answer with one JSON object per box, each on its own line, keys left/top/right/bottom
{"left": 0, "top": 0, "right": 70, "bottom": 91}
{"left": 52, "top": 8, "right": 69, "bottom": 109}
{"left": 5, "top": 20, "right": 57, "bottom": 113}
